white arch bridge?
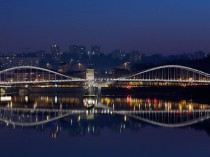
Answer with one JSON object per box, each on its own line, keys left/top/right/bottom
{"left": 0, "top": 66, "right": 86, "bottom": 86}
{"left": 0, "top": 65, "right": 210, "bottom": 86}
{"left": 113, "top": 65, "right": 210, "bottom": 83}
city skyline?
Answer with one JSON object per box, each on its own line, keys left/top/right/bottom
{"left": 1, "top": 1, "right": 210, "bottom": 157}
{"left": 0, "top": 0, "right": 210, "bottom": 54}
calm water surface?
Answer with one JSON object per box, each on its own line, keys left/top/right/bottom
{"left": 0, "top": 93, "right": 210, "bottom": 157}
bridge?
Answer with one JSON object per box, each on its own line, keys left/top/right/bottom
{"left": 96, "top": 103, "right": 210, "bottom": 128}
{"left": 0, "top": 106, "right": 210, "bottom": 128}
{"left": 0, "top": 65, "right": 210, "bottom": 86}
{"left": 113, "top": 65, "right": 210, "bottom": 83}
{"left": 0, "top": 66, "right": 85, "bottom": 86}
{"left": 0, "top": 107, "right": 86, "bottom": 127}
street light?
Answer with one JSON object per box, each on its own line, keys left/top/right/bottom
{"left": 124, "top": 62, "right": 130, "bottom": 70}
{"left": 78, "top": 63, "right": 82, "bottom": 71}
{"left": 124, "top": 62, "right": 127, "bottom": 69}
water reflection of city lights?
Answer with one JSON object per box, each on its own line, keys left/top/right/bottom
{"left": 100, "top": 97, "right": 209, "bottom": 111}
{"left": 0, "top": 96, "right": 12, "bottom": 101}
{"left": 54, "top": 96, "right": 58, "bottom": 103}
{"left": 25, "top": 96, "right": 28, "bottom": 103}
{"left": 83, "top": 97, "right": 97, "bottom": 108}
{"left": 78, "top": 115, "right": 81, "bottom": 122}
{"left": 124, "top": 115, "right": 127, "bottom": 122}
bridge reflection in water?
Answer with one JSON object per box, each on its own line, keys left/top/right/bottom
{"left": 0, "top": 94, "right": 210, "bottom": 132}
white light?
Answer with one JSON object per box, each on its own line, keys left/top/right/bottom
{"left": 25, "top": 96, "right": 28, "bottom": 103}
{"left": 0, "top": 96, "right": 12, "bottom": 101}
{"left": 55, "top": 96, "right": 58, "bottom": 103}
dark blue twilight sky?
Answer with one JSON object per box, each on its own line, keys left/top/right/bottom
{"left": 0, "top": 0, "right": 210, "bottom": 54}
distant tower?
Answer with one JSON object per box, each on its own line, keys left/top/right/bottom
{"left": 51, "top": 44, "right": 62, "bottom": 59}
{"left": 129, "top": 51, "right": 142, "bottom": 63}
{"left": 90, "top": 46, "right": 101, "bottom": 55}
{"left": 69, "top": 45, "right": 86, "bottom": 58}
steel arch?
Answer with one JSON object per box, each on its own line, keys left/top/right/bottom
{"left": 114, "top": 65, "right": 210, "bottom": 83}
